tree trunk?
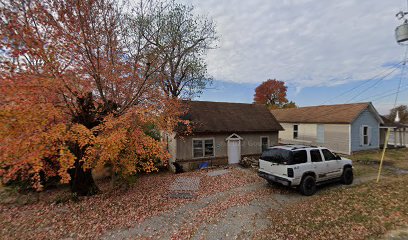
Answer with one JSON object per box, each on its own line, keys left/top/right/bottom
{"left": 68, "top": 161, "right": 99, "bottom": 196}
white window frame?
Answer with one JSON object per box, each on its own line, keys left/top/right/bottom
{"left": 192, "top": 138, "right": 215, "bottom": 159}
{"left": 362, "top": 125, "right": 370, "bottom": 146}
{"left": 260, "top": 136, "right": 269, "bottom": 152}
{"left": 293, "top": 124, "right": 299, "bottom": 139}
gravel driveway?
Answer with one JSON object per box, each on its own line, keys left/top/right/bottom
{"left": 101, "top": 167, "right": 371, "bottom": 240}
{"left": 102, "top": 180, "right": 299, "bottom": 240}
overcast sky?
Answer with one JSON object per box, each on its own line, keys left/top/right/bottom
{"left": 181, "top": 0, "right": 408, "bottom": 113}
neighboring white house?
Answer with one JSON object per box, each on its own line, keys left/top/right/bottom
{"left": 380, "top": 116, "right": 408, "bottom": 148}
{"left": 271, "top": 102, "right": 384, "bottom": 155}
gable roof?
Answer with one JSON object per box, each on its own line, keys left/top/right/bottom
{"left": 271, "top": 102, "right": 383, "bottom": 124}
{"left": 183, "top": 101, "right": 283, "bottom": 133}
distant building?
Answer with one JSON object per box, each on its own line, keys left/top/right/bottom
{"left": 271, "top": 102, "right": 384, "bottom": 155}
{"left": 380, "top": 116, "right": 407, "bottom": 148}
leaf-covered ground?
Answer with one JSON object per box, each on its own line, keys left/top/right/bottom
{"left": 255, "top": 175, "right": 408, "bottom": 240}
{"left": 0, "top": 168, "right": 262, "bottom": 239}
{"left": 1, "top": 149, "right": 407, "bottom": 240}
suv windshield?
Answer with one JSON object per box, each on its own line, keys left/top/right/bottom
{"left": 260, "top": 149, "right": 307, "bottom": 165}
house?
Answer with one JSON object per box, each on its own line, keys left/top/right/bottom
{"left": 271, "top": 102, "right": 384, "bottom": 155}
{"left": 380, "top": 116, "right": 407, "bottom": 148}
{"left": 165, "top": 101, "right": 283, "bottom": 171}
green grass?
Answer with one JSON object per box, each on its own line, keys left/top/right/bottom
{"left": 352, "top": 148, "right": 408, "bottom": 170}
{"left": 256, "top": 175, "right": 408, "bottom": 240}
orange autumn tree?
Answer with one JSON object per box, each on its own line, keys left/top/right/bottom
{"left": 253, "top": 79, "right": 297, "bottom": 109}
{"left": 0, "top": 0, "right": 185, "bottom": 195}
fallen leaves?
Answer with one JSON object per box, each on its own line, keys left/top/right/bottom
{"left": 255, "top": 175, "right": 408, "bottom": 240}
{"left": 170, "top": 189, "right": 272, "bottom": 240}
{"left": 0, "top": 167, "right": 262, "bottom": 239}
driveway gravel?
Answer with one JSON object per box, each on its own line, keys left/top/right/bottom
{"left": 102, "top": 165, "right": 399, "bottom": 240}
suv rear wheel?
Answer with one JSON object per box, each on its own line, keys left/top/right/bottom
{"left": 341, "top": 167, "right": 353, "bottom": 185}
{"left": 299, "top": 175, "right": 317, "bottom": 196}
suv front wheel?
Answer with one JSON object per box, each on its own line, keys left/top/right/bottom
{"left": 341, "top": 167, "right": 353, "bottom": 185}
{"left": 299, "top": 175, "right": 317, "bottom": 196}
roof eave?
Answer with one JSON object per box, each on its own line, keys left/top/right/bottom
{"left": 190, "top": 129, "right": 283, "bottom": 134}
{"left": 350, "top": 102, "right": 384, "bottom": 125}
{"left": 277, "top": 121, "right": 352, "bottom": 124}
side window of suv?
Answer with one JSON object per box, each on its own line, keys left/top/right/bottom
{"left": 310, "top": 149, "right": 322, "bottom": 162}
{"left": 322, "top": 149, "right": 337, "bottom": 161}
{"left": 292, "top": 150, "right": 307, "bottom": 164}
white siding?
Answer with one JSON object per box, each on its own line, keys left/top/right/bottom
{"left": 279, "top": 123, "right": 317, "bottom": 144}
{"left": 324, "top": 124, "right": 350, "bottom": 154}
{"left": 278, "top": 122, "right": 350, "bottom": 154}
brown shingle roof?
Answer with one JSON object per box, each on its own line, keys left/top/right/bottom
{"left": 381, "top": 115, "right": 408, "bottom": 128}
{"left": 271, "top": 103, "right": 378, "bottom": 124}
{"left": 184, "top": 101, "right": 283, "bottom": 133}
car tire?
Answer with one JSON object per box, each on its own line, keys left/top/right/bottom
{"left": 342, "top": 167, "right": 353, "bottom": 185}
{"left": 299, "top": 175, "right": 317, "bottom": 196}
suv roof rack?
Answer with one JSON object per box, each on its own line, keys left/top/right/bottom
{"left": 291, "top": 146, "right": 308, "bottom": 150}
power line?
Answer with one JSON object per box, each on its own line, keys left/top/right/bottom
{"left": 393, "top": 46, "right": 408, "bottom": 107}
{"left": 344, "top": 67, "right": 401, "bottom": 103}
{"left": 372, "top": 86, "right": 408, "bottom": 102}
{"left": 357, "top": 83, "right": 408, "bottom": 102}
{"left": 321, "top": 61, "right": 403, "bottom": 105}
{"left": 283, "top": 67, "right": 407, "bottom": 125}
{"left": 355, "top": 82, "right": 408, "bottom": 101}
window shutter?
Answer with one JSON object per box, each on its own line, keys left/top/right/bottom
{"left": 360, "top": 126, "right": 363, "bottom": 146}
{"left": 368, "top": 126, "right": 372, "bottom": 145}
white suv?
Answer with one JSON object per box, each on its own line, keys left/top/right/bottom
{"left": 258, "top": 145, "right": 353, "bottom": 196}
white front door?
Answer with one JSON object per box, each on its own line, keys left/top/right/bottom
{"left": 227, "top": 140, "right": 241, "bottom": 164}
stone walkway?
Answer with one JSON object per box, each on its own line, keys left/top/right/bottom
{"left": 169, "top": 177, "right": 201, "bottom": 192}
{"left": 168, "top": 177, "right": 201, "bottom": 199}
{"left": 207, "top": 169, "right": 229, "bottom": 177}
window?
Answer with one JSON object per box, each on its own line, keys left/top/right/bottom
{"left": 193, "top": 139, "right": 214, "bottom": 158}
{"left": 310, "top": 149, "right": 322, "bottom": 162}
{"left": 260, "top": 149, "right": 307, "bottom": 165}
{"left": 362, "top": 126, "right": 369, "bottom": 145}
{"left": 322, "top": 149, "right": 337, "bottom": 161}
{"left": 293, "top": 124, "right": 299, "bottom": 139}
{"left": 261, "top": 137, "right": 269, "bottom": 152}
{"left": 193, "top": 140, "right": 203, "bottom": 158}
{"left": 204, "top": 140, "right": 214, "bottom": 156}
{"left": 260, "top": 149, "right": 291, "bottom": 164}
{"left": 292, "top": 150, "right": 307, "bottom": 164}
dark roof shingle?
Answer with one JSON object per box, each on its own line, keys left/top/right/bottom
{"left": 184, "top": 101, "right": 283, "bottom": 133}
{"left": 381, "top": 115, "right": 408, "bottom": 128}
{"left": 271, "top": 103, "right": 379, "bottom": 124}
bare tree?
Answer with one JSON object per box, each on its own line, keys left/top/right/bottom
{"left": 134, "top": 0, "right": 217, "bottom": 98}
{"left": 388, "top": 105, "right": 408, "bottom": 124}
